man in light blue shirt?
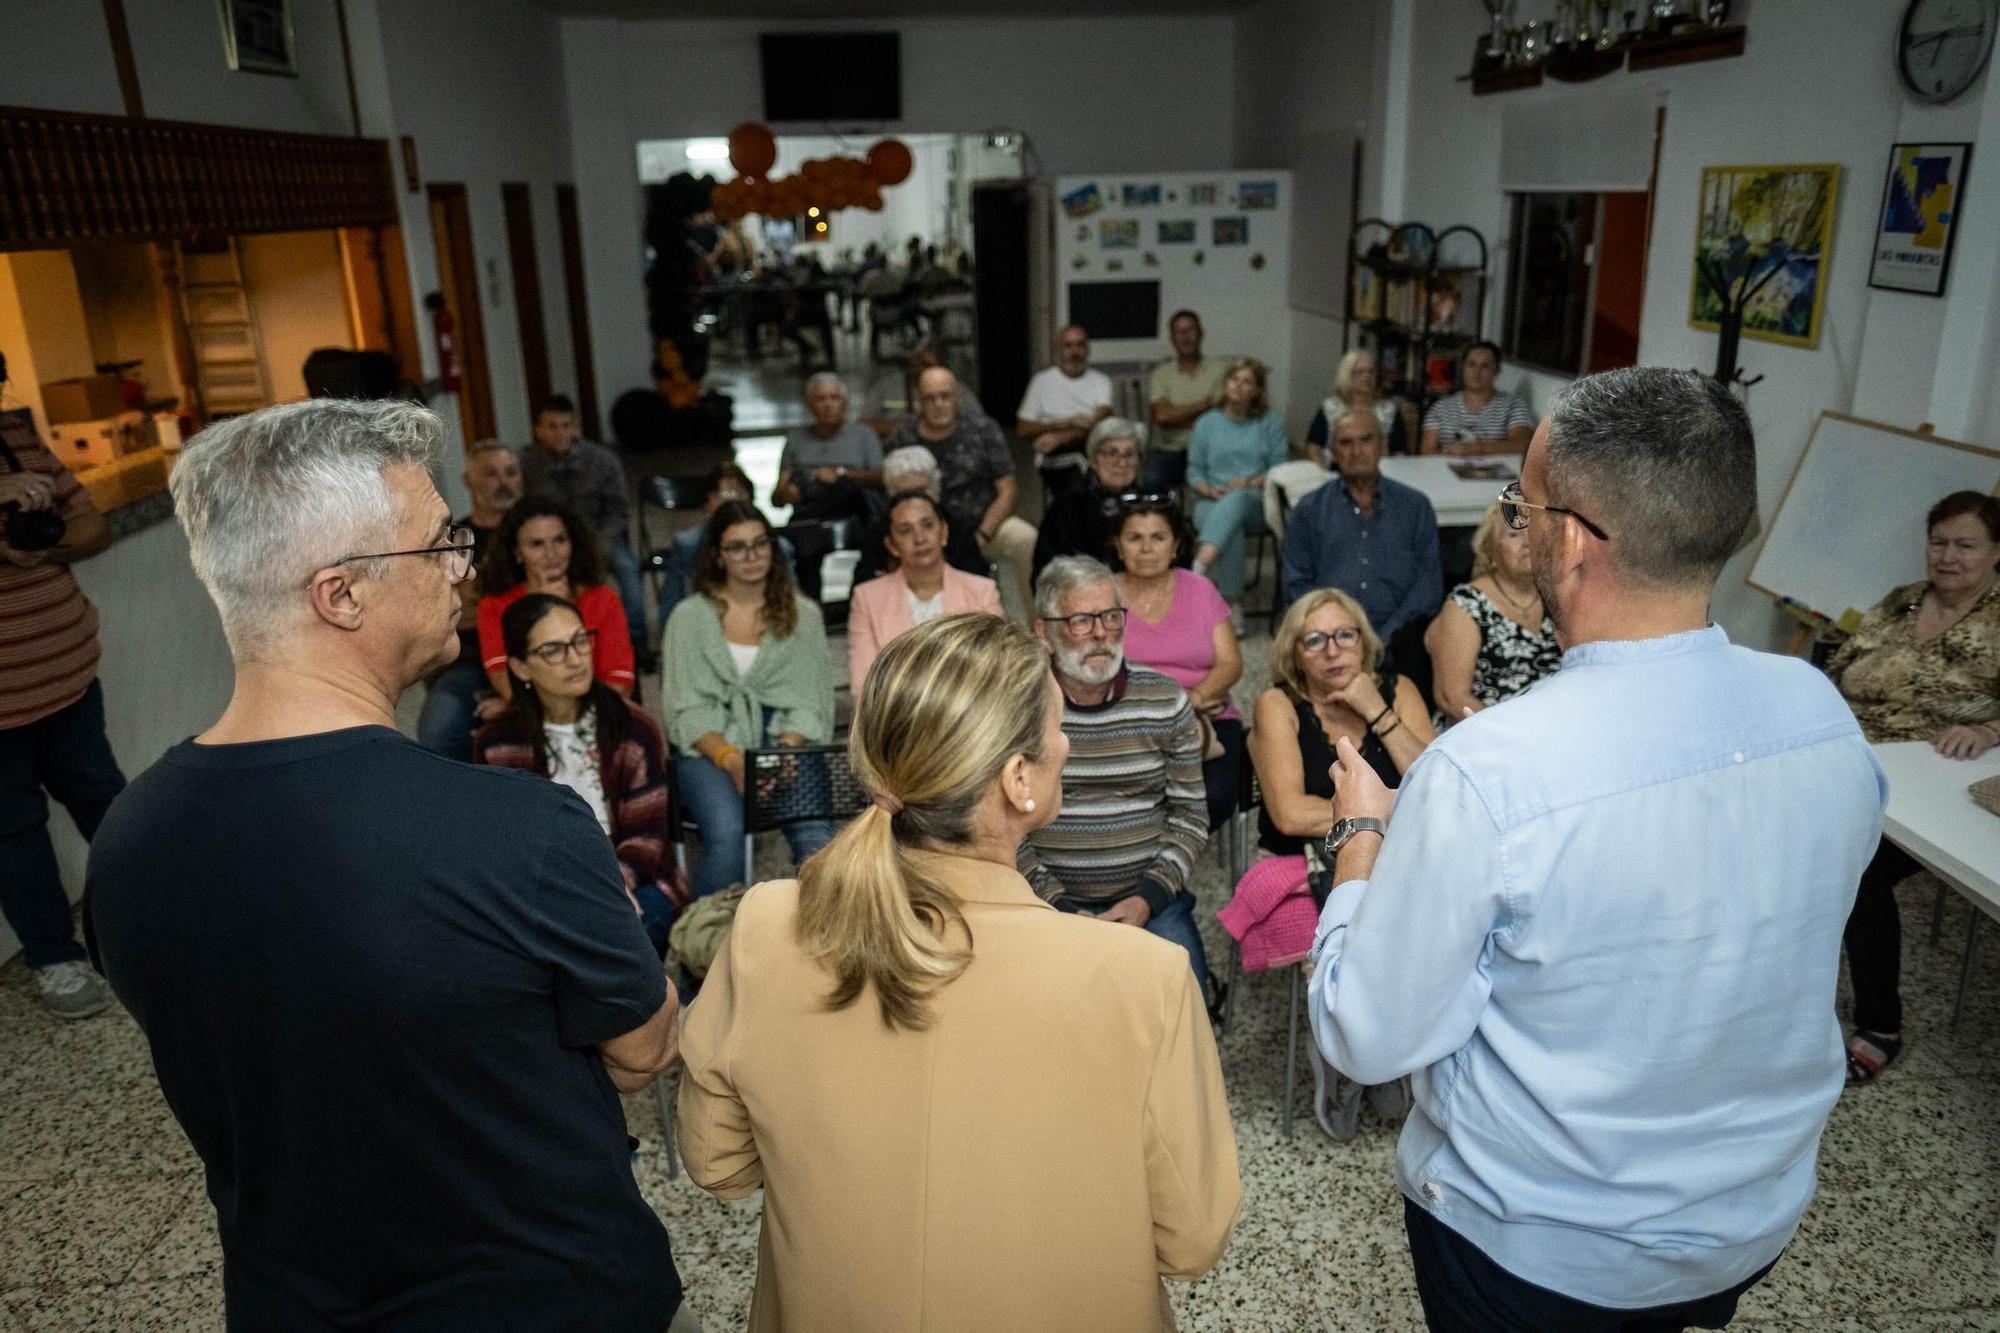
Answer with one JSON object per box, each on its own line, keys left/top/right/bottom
{"left": 1309, "top": 367, "right": 1886, "bottom": 1331}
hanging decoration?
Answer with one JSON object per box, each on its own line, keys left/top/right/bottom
{"left": 712, "top": 122, "right": 910, "bottom": 223}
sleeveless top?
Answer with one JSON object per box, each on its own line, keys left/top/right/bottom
{"left": 1447, "top": 583, "right": 1561, "bottom": 706}
{"left": 1258, "top": 677, "right": 1403, "bottom": 857}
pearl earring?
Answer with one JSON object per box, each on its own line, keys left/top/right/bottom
{"left": 1024, "top": 798, "right": 1036, "bottom": 812}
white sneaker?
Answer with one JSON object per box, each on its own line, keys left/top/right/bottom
{"left": 1229, "top": 604, "right": 1247, "bottom": 638}
{"left": 34, "top": 961, "right": 111, "bottom": 1020}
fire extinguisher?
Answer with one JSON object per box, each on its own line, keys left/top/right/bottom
{"left": 424, "top": 292, "right": 462, "bottom": 393}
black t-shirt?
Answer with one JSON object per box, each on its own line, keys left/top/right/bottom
{"left": 88, "top": 727, "right": 681, "bottom": 1331}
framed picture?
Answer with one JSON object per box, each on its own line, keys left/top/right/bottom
{"left": 1239, "top": 180, "right": 1279, "bottom": 211}
{"left": 1099, "top": 219, "right": 1139, "bottom": 249}
{"left": 1869, "top": 143, "right": 1973, "bottom": 296}
{"left": 218, "top": 0, "right": 298, "bottom": 77}
{"left": 1689, "top": 163, "right": 1841, "bottom": 349}
{"left": 1121, "top": 183, "right": 1162, "bottom": 207}
{"left": 1212, "top": 217, "right": 1248, "bottom": 246}
{"left": 1157, "top": 219, "right": 1196, "bottom": 244}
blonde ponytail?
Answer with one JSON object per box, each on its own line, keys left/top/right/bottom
{"left": 796, "top": 613, "right": 1049, "bottom": 1030}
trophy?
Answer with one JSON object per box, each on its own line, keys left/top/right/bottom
{"left": 1480, "top": 0, "right": 1517, "bottom": 62}
{"left": 1595, "top": 0, "right": 1620, "bottom": 46}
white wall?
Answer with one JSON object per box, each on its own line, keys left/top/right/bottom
{"left": 1231, "top": 0, "right": 1391, "bottom": 438}
{"left": 560, "top": 14, "right": 1238, "bottom": 419}
{"left": 1392, "top": 0, "right": 1996, "bottom": 649}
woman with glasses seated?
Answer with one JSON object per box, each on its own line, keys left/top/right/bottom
{"left": 1031, "top": 416, "right": 1144, "bottom": 579}
{"left": 1825, "top": 490, "right": 2000, "bottom": 1084}
{"left": 662, "top": 501, "right": 836, "bottom": 899}
{"left": 477, "top": 497, "right": 635, "bottom": 710}
{"left": 1425, "top": 500, "right": 1561, "bottom": 725}
{"left": 1113, "top": 495, "right": 1244, "bottom": 826}
{"left": 848, "top": 491, "right": 1001, "bottom": 696}
{"left": 1240, "top": 588, "right": 1433, "bottom": 1139}
{"left": 1188, "top": 358, "right": 1291, "bottom": 630}
{"left": 473, "top": 594, "right": 687, "bottom": 950}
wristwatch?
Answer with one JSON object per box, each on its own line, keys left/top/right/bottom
{"left": 1325, "top": 816, "right": 1388, "bottom": 858}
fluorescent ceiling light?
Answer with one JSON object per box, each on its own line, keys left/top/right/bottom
{"left": 685, "top": 139, "right": 731, "bottom": 163}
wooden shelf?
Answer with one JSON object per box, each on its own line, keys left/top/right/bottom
{"left": 1546, "top": 46, "right": 1625, "bottom": 83}
{"left": 1626, "top": 23, "right": 1745, "bottom": 71}
{"left": 1461, "top": 63, "right": 1544, "bottom": 96}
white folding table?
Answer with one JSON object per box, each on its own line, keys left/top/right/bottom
{"left": 1378, "top": 455, "right": 1517, "bottom": 528}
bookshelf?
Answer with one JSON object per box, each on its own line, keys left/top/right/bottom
{"left": 1343, "top": 220, "right": 1490, "bottom": 417}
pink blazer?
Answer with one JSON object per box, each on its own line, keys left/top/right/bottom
{"left": 848, "top": 566, "right": 1003, "bottom": 695}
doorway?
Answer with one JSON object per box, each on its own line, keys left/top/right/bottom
{"left": 426, "top": 182, "right": 496, "bottom": 446}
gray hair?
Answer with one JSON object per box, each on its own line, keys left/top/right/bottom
{"left": 883, "top": 444, "right": 939, "bottom": 492}
{"left": 170, "top": 398, "right": 446, "bottom": 660}
{"left": 804, "top": 371, "right": 847, "bottom": 398}
{"left": 1543, "top": 366, "right": 1756, "bottom": 588}
{"left": 1086, "top": 415, "right": 1143, "bottom": 459}
{"left": 1034, "top": 554, "right": 1121, "bottom": 620}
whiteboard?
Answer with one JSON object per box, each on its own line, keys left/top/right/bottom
{"left": 1052, "top": 170, "right": 1293, "bottom": 423}
{"left": 1748, "top": 412, "right": 2000, "bottom": 623}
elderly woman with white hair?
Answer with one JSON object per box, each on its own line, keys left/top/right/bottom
{"left": 1306, "top": 347, "right": 1409, "bottom": 456}
{"left": 1030, "top": 415, "right": 1146, "bottom": 578}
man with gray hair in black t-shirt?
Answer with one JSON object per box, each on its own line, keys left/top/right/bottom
{"left": 89, "top": 399, "right": 694, "bottom": 1332}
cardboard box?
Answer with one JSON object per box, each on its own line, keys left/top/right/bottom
{"left": 46, "top": 413, "right": 150, "bottom": 471}
{"left": 40, "top": 375, "right": 126, "bottom": 422}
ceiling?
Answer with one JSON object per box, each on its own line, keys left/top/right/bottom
{"left": 534, "top": 0, "right": 1256, "bottom": 16}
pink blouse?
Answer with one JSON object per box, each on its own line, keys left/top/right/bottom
{"left": 1123, "top": 570, "right": 1240, "bottom": 721}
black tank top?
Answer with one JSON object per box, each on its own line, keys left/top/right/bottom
{"left": 1258, "top": 677, "right": 1403, "bottom": 857}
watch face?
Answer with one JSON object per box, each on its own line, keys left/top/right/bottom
{"left": 1901, "top": 0, "right": 1996, "bottom": 103}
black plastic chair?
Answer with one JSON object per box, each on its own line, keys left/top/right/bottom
{"left": 741, "top": 743, "right": 869, "bottom": 873}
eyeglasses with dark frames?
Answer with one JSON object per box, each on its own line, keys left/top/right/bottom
{"left": 525, "top": 629, "right": 596, "bottom": 665}
{"left": 324, "top": 524, "right": 477, "bottom": 584}
{"left": 1498, "top": 482, "right": 1611, "bottom": 543}
{"left": 720, "top": 535, "right": 774, "bottom": 559}
{"left": 1042, "top": 608, "right": 1128, "bottom": 636}
{"left": 1117, "top": 490, "right": 1179, "bottom": 508}
{"left": 1300, "top": 627, "right": 1362, "bottom": 654}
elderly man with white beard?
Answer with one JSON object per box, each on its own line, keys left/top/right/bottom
{"left": 1023, "top": 556, "right": 1218, "bottom": 1009}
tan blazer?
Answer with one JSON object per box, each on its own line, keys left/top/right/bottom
{"left": 678, "top": 851, "right": 1241, "bottom": 1332}
{"left": 846, "top": 567, "right": 1003, "bottom": 696}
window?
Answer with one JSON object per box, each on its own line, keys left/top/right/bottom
{"left": 1501, "top": 190, "right": 1650, "bottom": 378}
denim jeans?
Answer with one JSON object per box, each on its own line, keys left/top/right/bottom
{"left": 1143, "top": 890, "right": 1210, "bottom": 985}
{"left": 632, "top": 881, "right": 676, "bottom": 955}
{"left": 675, "top": 713, "right": 836, "bottom": 898}
{"left": 0, "top": 681, "right": 126, "bottom": 968}
{"left": 416, "top": 652, "right": 487, "bottom": 761}
{"left": 1141, "top": 448, "right": 1187, "bottom": 494}
{"left": 606, "top": 534, "right": 650, "bottom": 654}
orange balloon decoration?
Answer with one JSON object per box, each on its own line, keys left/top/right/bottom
{"left": 866, "top": 139, "right": 913, "bottom": 187}
{"left": 727, "top": 122, "right": 777, "bottom": 179}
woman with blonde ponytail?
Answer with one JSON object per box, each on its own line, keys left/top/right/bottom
{"left": 678, "top": 613, "right": 1241, "bottom": 1331}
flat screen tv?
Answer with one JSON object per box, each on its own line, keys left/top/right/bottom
{"left": 1067, "top": 281, "right": 1162, "bottom": 341}
{"left": 760, "top": 33, "right": 901, "bottom": 123}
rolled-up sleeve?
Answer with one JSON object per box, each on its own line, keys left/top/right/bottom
{"left": 1308, "top": 750, "right": 1509, "bottom": 1086}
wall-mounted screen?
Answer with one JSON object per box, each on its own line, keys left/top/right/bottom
{"left": 1066, "top": 280, "right": 1162, "bottom": 341}
{"left": 760, "top": 33, "right": 902, "bottom": 122}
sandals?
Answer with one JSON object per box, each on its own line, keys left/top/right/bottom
{"left": 1845, "top": 1030, "right": 1904, "bottom": 1085}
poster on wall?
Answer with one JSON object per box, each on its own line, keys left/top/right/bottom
{"left": 1688, "top": 163, "right": 1840, "bottom": 350}
{"left": 1100, "top": 219, "right": 1140, "bottom": 249}
{"left": 1239, "top": 181, "right": 1279, "bottom": 210}
{"left": 1062, "top": 183, "right": 1105, "bottom": 217}
{"left": 1158, "top": 220, "right": 1196, "bottom": 244}
{"left": 1122, "top": 183, "right": 1162, "bottom": 207}
{"left": 1213, "top": 217, "right": 1248, "bottom": 246}
{"left": 1869, "top": 143, "right": 1973, "bottom": 297}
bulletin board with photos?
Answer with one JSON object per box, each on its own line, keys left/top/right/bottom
{"left": 1053, "top": 171, "right": 1294, "bottom": 403}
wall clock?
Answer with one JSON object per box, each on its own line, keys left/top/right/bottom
{"left": 1898, "top": 0, "right": 1997, "bottom": 103}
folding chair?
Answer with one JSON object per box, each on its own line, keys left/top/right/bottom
{"left": 741, "top": 743, "right": 869, "bottom": 876}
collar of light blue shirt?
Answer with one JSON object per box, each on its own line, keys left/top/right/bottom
{"left": 1559, "top": 623, "right": 1726, "bottom": 670}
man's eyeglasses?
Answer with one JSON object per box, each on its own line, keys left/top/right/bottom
{"left": 1043, "top": 608, "right": 1128, "bottom": 636}
{"left": 1498, "top": 482, "right": 1611, "bottom": 543}
{"left": 1118, "top": 490, "right": 1178, "bottom": 508}
{"left": 1301, "top": 627, "right": 1362, "bottom": 654}
{"left": 331, "top": 524, "right": 477, "bottom": 583}
{"left": 720, "top": 535, "right": 773, "bottom": 559}
{"left": 526, "top": 629, "right": 596, "bottom": 665}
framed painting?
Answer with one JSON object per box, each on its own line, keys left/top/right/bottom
{"left": 1869, "top": 142, "right": 1973, "bottom": 296}
{"left": 1688, "top": 163, "right": 1841, "bottom": 349}
{"left": 218, "top": 0, "right": 298, "bottom": 77}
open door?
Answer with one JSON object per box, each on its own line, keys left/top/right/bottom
{"left": 426, "top": 183, "right": 496, "bottom": 447}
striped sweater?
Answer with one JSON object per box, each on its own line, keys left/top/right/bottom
{"left": 0, "top": 418, "right": 100, "bottom": 731}
{"left": 1019, "top": 665, "right": 1207, "bottom": 912}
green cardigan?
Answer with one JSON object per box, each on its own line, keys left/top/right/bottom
{"left": 661, "top": 594, "right": 835, "bottom": 754}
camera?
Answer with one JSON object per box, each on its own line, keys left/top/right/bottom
{"left": 1, "top": 502, "right": 65, "bottom": 553}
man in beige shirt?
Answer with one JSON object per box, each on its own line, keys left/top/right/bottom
{"left": 1146, "top": 309, "right": 1229, "bottom": 492}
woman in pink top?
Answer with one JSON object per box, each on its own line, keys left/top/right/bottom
{"left": 848, "top": 491, "right": 1002, "bottom": 696}
{"left": 1113, "top": 495, "right": 1244, "bottom": 825}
